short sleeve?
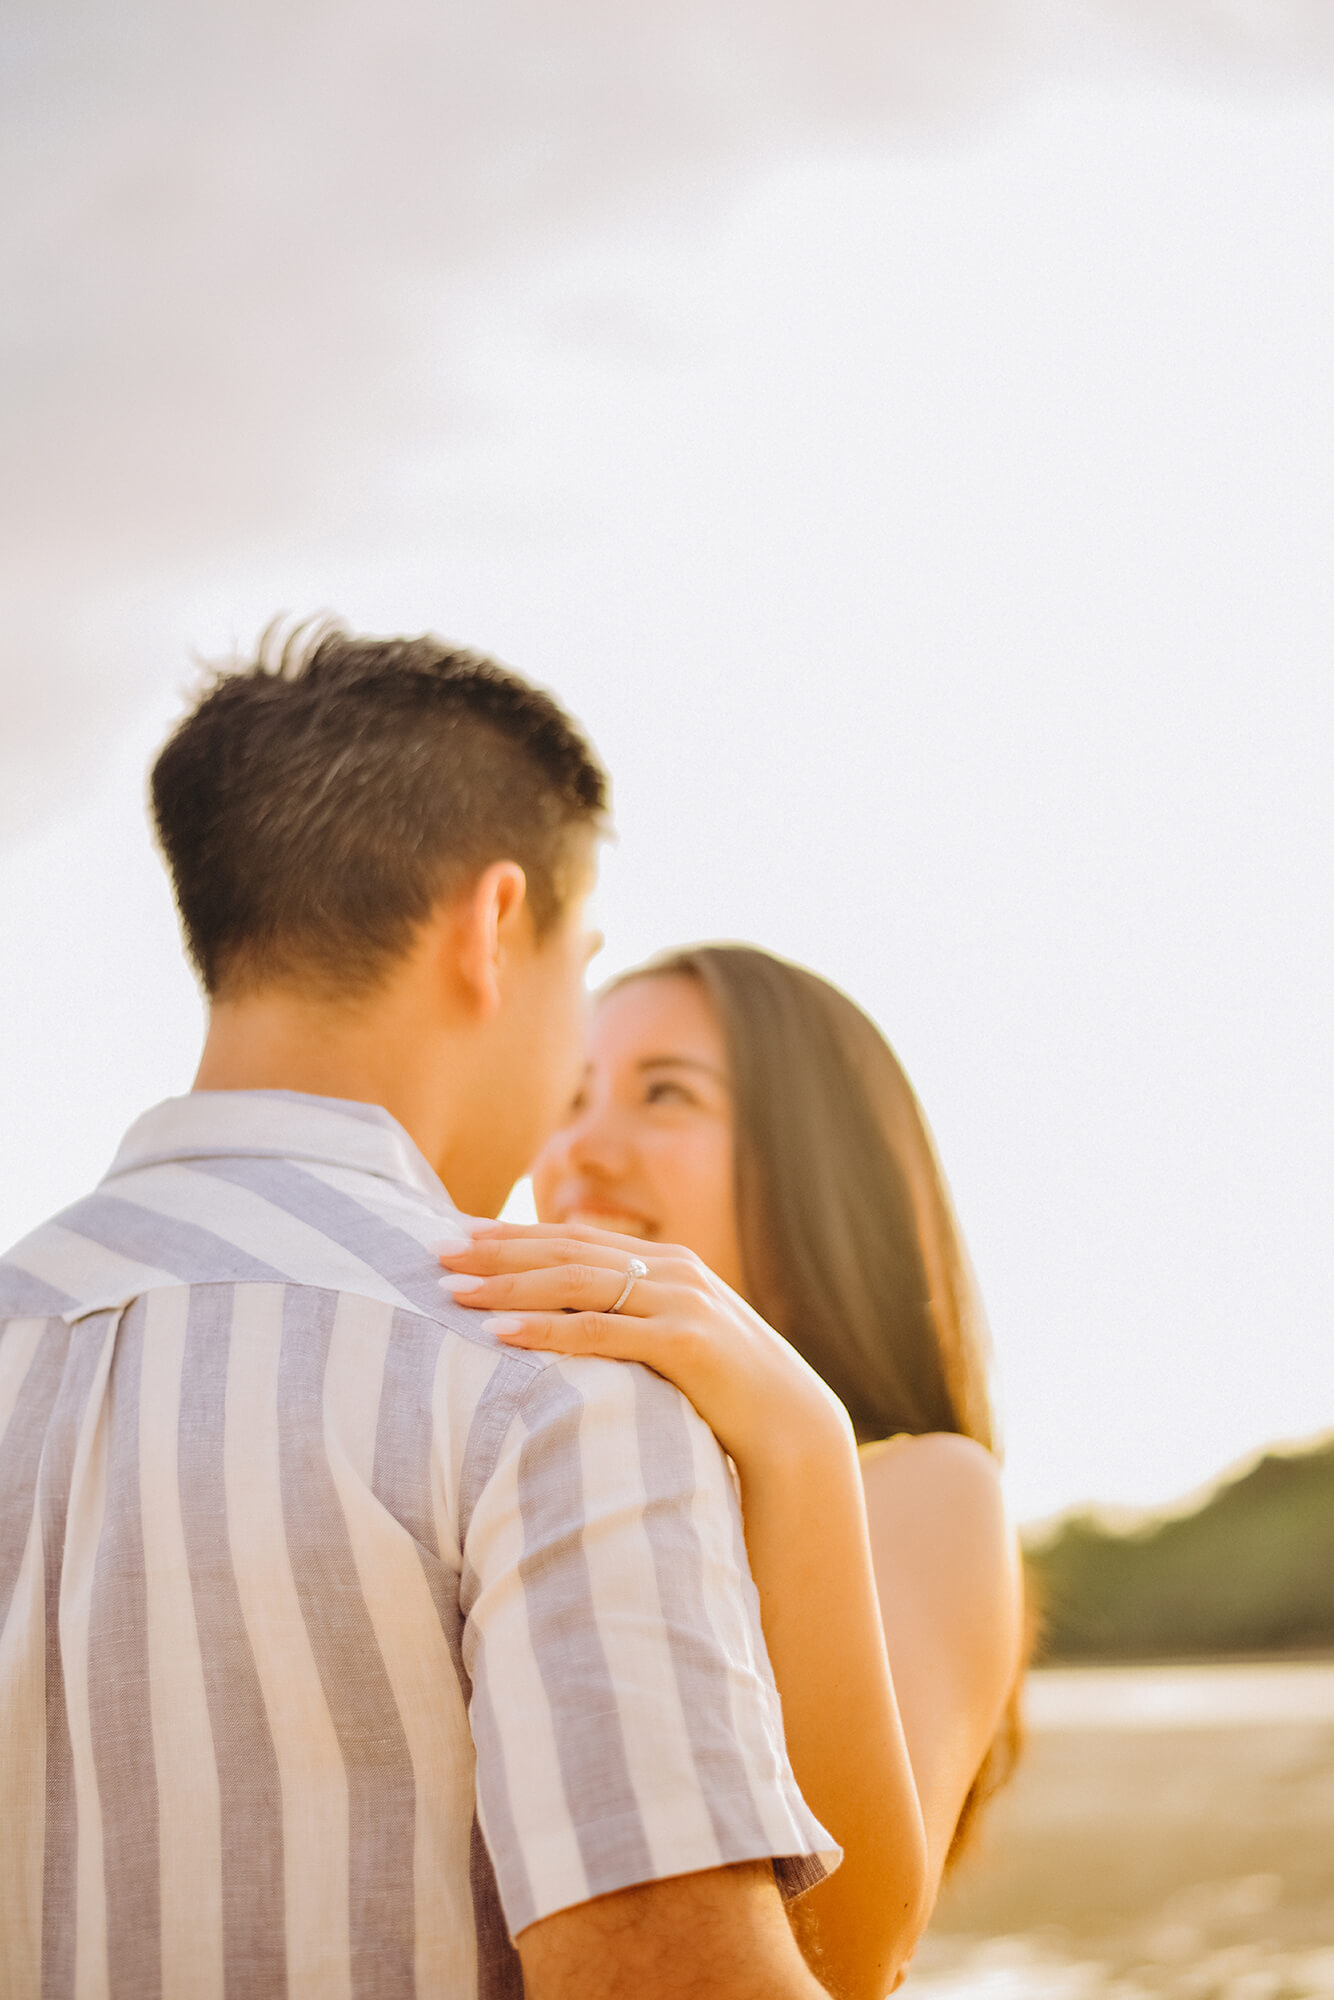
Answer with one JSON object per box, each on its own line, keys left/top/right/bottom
{"left": 459, "top": 1352, "right": 841, "bottom": 1938}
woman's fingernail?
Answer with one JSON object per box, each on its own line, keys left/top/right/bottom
{"left": 440, "top": 1272, "right": 485, "bottom": 1297}
{"left": 483, "top": 1315, "right": 525, "bottom": 1340}
{"left": 431, "top": 1233, "right": 472, "bottom": 1256}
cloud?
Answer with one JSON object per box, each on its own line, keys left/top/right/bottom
{"left": 2, "top": 0, "right": 1332, "bottom": 834}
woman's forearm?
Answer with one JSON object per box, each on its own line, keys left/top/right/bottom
{"left": 736, "top": 1414, "right": 929, "bottom": 1999}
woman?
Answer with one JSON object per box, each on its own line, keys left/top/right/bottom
{"left": 439, "top": 946, "right": 1026, "bottom": 1998}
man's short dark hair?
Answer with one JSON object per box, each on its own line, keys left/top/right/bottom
{"left": 151, "top": 619, "right": 609, "bottom": 999}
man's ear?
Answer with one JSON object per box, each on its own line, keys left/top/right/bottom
{"left": 451, "top": 861, "right": 529, "bottom": 1019}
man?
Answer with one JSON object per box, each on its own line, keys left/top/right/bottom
{"left": 0, "top": 624, "right": 838, "bottom": 1999}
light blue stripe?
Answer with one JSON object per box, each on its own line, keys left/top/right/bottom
{"left": 513, "top": 1366, "right": 654, "bottom": 1901}
{"left": 456, "top": 1355, "right": 543, "bottom": 1947}
{"left": 87, "top": 1300, "right": 161, "bottom": 1998}
{"left": 370, "top": 1311, "right": 451, "bottom": 1561}
{"left": 276, "top": 1285, "right": 416, "bottom": 1999}
{"left": 457, "top": 1354, "right": 541, "bottom": 1559}
{"left": 470, "top": 1810, "right": 524, "bottom": 1996}
{"left": 0, "top": 1323, "right": 67, "bottom": 1639}
{"left": 0, "top": 1263, "right": 78, "bottom": 1317}
{"left": 54, "top": 1193, "right": 287, "bottom": 1286}
{"left": 370, "top": 1311, "right": 472, "bottom": 1695}
{"left": 39, "top": 1312, "right": 117, "bottom": 2000}
{"left": 178, "top": 1285, "right": 287, "bottom": 1996}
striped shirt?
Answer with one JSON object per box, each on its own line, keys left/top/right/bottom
{"left": 0, "top": 1089, "right": 837, "bottom": 1999}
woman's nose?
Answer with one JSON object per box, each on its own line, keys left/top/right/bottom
{"left": 564, "top": 1102, "right": 633, "bottom": 1177}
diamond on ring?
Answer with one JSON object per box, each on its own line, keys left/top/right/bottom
{"left": 607, "top": 1256, "right": 649, "bottom": 1316}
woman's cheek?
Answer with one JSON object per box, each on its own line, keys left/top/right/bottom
{"left": 663, "top": 1140, "right": 741, "bottom": 1282}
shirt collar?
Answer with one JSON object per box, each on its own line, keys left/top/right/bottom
{"left": 102, "top": 1089, "right": 453, "bottom": 1206}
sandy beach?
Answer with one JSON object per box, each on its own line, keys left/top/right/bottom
{"left": 911, "top": 1663, "right": 1334, "bottom": 1997}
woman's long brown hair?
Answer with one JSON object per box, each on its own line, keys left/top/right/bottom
{"left": 614, "top": 943, "right": 1025, "bottom": 1864}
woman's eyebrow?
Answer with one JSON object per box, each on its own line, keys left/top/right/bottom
{"left": 636, "top": 1055, "right": 729, "bottom": 1083}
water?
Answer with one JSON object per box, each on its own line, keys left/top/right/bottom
{"left": 908, "top": 1662, "right": 1334, "bottom": 1999}
{"left": 910, "top": 1935, "right": 1334, "bottom": 1998}
{"left": 1026, "top": 1663, "right": 1334, "bottom": 1732}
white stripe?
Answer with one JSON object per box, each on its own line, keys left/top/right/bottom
{"left": 109, "top": 1164, "right": 424, "bottom": 1316}
{"left": 323, "top": 1294, "right": 478, "bottom": 1999}
{"left": 10, "top": 1226, "right": 178, "bottom": 1313}
{"left": 574, "top": 1361, "right": 723, "bottom": 1879}
{"left": 139, "top": 1288, "right": 224, "bottom": 2000}
{"left": 108, "top": 1094, "right": 441, "bottom": 1198}
{"left": 0, "top": 1505, "right": 45, "bottom": 1994}
{"left": 0, "top": 1318, "right": 46, "bottom": 1447}
{"left": 223, "top": 1285, "right": 351, "bottom": 2000}
{"left": 61, "top": 1313, "right": 118, "bottom": 2000}
{"left": 465, "top": 1407, "right": 586, "bottom": 1921}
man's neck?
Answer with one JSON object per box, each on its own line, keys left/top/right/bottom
{"left": 195, "top": 986, "right": 463, "bottom": 1194}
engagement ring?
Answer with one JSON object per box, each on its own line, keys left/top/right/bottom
{"left": 607, "top": 1256, "right": 649, "bottom": 1315}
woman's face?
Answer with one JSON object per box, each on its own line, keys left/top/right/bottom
{"left": 530, "top": 972, "right": 747, "bottom": 1296}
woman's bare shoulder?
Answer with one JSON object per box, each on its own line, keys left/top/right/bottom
{"left": 861, "top": 1432, "right": 1016, "bottom": 1595}
{"left": 862, "top": 1432, "right": 1022, "bottom": 1693}
{"left": 861, "top": 1429, "right": 1005, "bottom": 1512}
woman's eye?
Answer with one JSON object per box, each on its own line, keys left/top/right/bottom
{"left": 645, "top": 1079, "right": 695, "bottom": 1107}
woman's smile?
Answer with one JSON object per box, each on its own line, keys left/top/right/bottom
{"left": 558, "top": 1199, "right": 659, "bottom": 1239}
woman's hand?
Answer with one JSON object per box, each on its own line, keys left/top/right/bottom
{"left": 438, "top": 1220, "right": 854, "bottom": 1473}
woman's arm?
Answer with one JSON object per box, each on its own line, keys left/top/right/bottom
{"left": 440, "top": 1222, "right": 930, "bottom": 2000}
{"left": 732, "top": 1411, "right": 929, "bottom": 1998}
{"left": 859, "top": 1434, "right": 1024, "bottom": 1897}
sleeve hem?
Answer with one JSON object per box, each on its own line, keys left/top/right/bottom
{"left": 772, "top": 1848, "right": 832, "bottom": 1903}
{"left": 502, "top": 1812, "right": 842, "bottom": 1938}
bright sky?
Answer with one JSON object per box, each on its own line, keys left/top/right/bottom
{"left": 2, "top": 18, "right": 1331, "bottom": 1524}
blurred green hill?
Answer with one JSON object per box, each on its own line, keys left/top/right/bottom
{"left": 1024, "top": 1433, "right": 1334, "bottom": 1661}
